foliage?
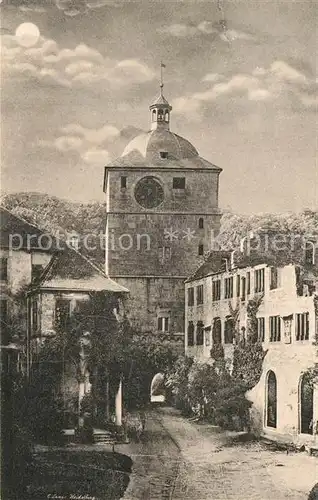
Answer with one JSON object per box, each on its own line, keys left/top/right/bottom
{"left": 210, "top": 343, "right": 224, "bottom": 360}
{"left": 121, "top": 332, "right": 179, "bottom": 410}
{"left": 166, "top": 355, "right": 194, "bottom": 414}
{"left": 246, "top": 295, "right": 264, "bottom": 343}
{"left": 232, "top": 341, "right": 267, "bottom": 391}
{"left": 168, "top": 356, "right": 252, "bottom": 429}
{"left": 24, "top": 358, "right": 65, "bottom": 444}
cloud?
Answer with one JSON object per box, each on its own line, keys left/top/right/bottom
{"left": 158, "top": 21, "right": 256, "bottom": 43}
{"left": 56, "top": 0, "right": 119, "bottom": 16}
{"left": 37, "top": 122, "right": 120, "bottom": 166}
{"left": 201, "top": 73, "right": 223, "bottom": 83}
{"left": 60, "top": 124, "right": 120, "bottom": 144}
{"left": 2, "top": 35, "right": 155, "bottom": 88}
{"left": 172, "top": 61, "right": 317, "bottom": 116}
{"left": 55, "top": 136, "right": 83, "bottom": 152}
{"left": 81, "top": 149, "right": 110, "bottom": 165}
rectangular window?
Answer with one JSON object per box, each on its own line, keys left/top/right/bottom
{"left": 196, "top": 321, "right": 204, "bottom": 346}
{"left": 212, "top": 318, "right": 222, "bottom": 344}
{"left": 254, "top": 268, "right": 265, "bottom": 293}
{"left": 160, "top": 151, "right": 168, "bottom": 159}
{"left": 0, "top": 258, "right": 8, "bottom": 281}
{"left": 257, "top": 317, "right": 265, "bottom": 342}
{"left": 197, "top": 285, "right": 204, "bottom": 305}
{"left": 246, "top": 272, "right": 251, "bottom": 295}
{"left": 120, "top": 176, "right": 127, "bottom": 189}
{"left": 55, "top": 298, "right": 71, "bottom": 330}
{"left": 187, "top": 321, "right": 194, "bottom": 346}
{"left": 198, "top": 244, "right": 204, "bottom": 256}
{"left": 199, "top": 218, "right": 204, "bottom": 229}
{"left": 32, "top": 297, "right": 38, "bottom": 333}
{"left": 212, "top": 280, "right": 221, "bottom": 301}
{"left": 224, "top": 277, "right": 233, "bottom": 299}
{"left": 32, "top": 264, "right": 44, "bottom": 282}
{"left": 241, "top": 276, "right": 246, "bottom": 301}
{"left": 269, "top": 316, "right": 281, "bottom": 342}
{"left": 296, "top": 312, "right": 310, "bottom": 341}
{"left": 158, "top": 316, "right": 169, "bottom": 332}
{"left": 0, "top": 298, "right": 8, "bottom": 326}
{"left": 270, "top": 267, "right": 279, "bottom": 290}
{"left": 187, "top": 287, "right": 194, "bottom": 306}
{"left": 236, "top": 275, "right": 241, "bottom": 297}
{"left": 0, "top": 299, "right": 9, "bottom": 345}
{"left": 173, "top": 177, "right": 185, "bottom": 189}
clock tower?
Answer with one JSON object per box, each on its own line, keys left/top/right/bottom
{"left": 103, "top": 85, "right": 222, "bottom": 336}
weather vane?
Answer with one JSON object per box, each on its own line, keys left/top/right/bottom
{"left": 160, "top": 61, "right": 166, "bottom": 93}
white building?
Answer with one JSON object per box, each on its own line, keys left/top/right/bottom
{"left": 184, "top": 240, "right": 318, "bottom": 447}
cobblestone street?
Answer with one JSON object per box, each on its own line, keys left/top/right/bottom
{"left": 119, "top": 407, "right": 317, "bottom": 500}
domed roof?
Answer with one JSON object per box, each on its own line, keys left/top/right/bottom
{"left": 122, "top": 129, "right": 198, "bottom": 162}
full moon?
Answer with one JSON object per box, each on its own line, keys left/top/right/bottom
{"left": 15, "top": 23, "right": 40, "bottom": 48}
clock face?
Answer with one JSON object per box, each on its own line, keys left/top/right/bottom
{"left": 134, "top": 176, "right": 164, "bottom": 209}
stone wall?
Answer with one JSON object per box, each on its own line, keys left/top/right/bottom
{"left": 115, "top": 276, "right": 185, "bottom": 334}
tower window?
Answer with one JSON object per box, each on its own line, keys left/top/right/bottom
{"left": 158, "top": 109, "right": 164, "bottom": 121}
{"left": 152, "top": 109, "right": 157, "bottom": 121}
{"left": 198, "top": 244, "right": 204, "bottom": 256}
{"left": 173, "top": 177, "right": 185, "bottom": 189}
{"left": 121, "top": 176, "right": 127, "bottom": 189}
{"left": 199, "top": 218, "right": 204, "bottom": 229}
{"left": 160, "top": 151, "right": 168, "bottom": 159}
{"left": 158, "top": 246, "right": 171, "bottom": 262}
{"left": 164, "top": 111, "right": 169, "bottom": 122}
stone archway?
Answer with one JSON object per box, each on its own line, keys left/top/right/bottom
{"left": 150, "top": 372, "right": 165, "bottom": 403}
{"left": 299, "top": 373, "right": 314, "bottom": 435}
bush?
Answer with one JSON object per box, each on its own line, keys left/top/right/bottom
{"left": 210, "top": 343, "right": 224, "bottom": 361}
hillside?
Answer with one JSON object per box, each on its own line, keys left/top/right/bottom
{"left": 1, "top": 192, "right": 317, "bottom": 266}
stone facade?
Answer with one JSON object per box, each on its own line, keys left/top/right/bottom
{"left": 185, "top": 255, "right": 318, "bottom": 446}
{"left": 104, "top": 90, "right": 222, "bottom": 335}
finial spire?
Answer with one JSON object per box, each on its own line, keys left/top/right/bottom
{"left": 160, "top": 61, "right": 166, "bottom": 95}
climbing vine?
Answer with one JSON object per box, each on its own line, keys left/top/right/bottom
{"left": 232, "top": 295, "right": 267, "bottom": 390}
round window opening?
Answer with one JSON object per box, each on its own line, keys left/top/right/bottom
{"left": 134, "top": 176, "right": 164, "bottom": 209}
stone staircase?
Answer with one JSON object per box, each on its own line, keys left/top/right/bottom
{"left": 93, "top": 428, "right": 117, "bottom": 447}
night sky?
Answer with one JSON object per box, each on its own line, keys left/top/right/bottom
{"left": 1, "top": 0, "right": 317, "bottom": 213}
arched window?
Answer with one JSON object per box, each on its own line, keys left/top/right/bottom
{"left": 196, "top": 321, "right": 204, "bottom": 346}
{"left": 266, "top": 370, "right": 277, "bottom": 428}
{"left": 164, "top": 111, "right": 169, "bottom": 122}
{"left": 187, "top": 321, "right": 194, "bottom": 346}
{"left": 152, "top": 109, "right": 157, "bottom": 121}
{"left": 224, "top": 316, "right": 234, "bottom": 344}
{"left": 157, "top": 109, "right": 164, "bottom": 121}
{"left": 305, "top": 241, "right": 315, "bottom": 265}
{"left": 299, "top": 373, "right": 314, "bottom": 434}
{"left": 212, "top": 317, "right": 222, "bottom": 344}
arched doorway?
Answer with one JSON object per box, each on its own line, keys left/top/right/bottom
{"left": 299, "top": 373, "right": 314, "bottom": 435}
{"left": 150, "top": 373, "right": 165, "bottom": 403}
{"left": 266, "top": 370, "right": 277, "bottom": 428}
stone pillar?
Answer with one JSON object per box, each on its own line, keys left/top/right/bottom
{"left": 115, "top": 376, "right": 122, "bottom": 426}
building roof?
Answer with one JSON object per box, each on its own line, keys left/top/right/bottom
{"left": 150, "top": 92, "right": 171, "bottom": 107}
{"left": 186, "top": 251, "right": 232, "bottom": 282}
{"left": 39, "top": 246, "right": 129, "bottom": 293}
{"left": 104, "top": 129, "right": 221, "bottom": 173}
{"left": 0, "top": 206, "right": 61, "bottom": 252}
